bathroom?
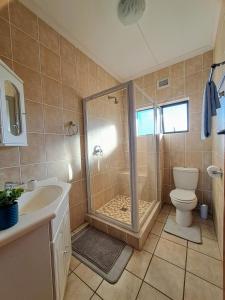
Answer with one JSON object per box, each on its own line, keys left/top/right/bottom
{"left": 0, "top": 0, "right": 224, "bottom": 299}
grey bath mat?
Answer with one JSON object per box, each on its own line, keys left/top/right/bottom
{"left": 164, "top": 217, "right": 202, "bottom": 244}
{"left": 72, "top": 226, "right": 133, "bottom": 283}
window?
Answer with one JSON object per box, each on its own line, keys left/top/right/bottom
{"left": 136, "top": 108, "right": 154, "bottom": 136}
{"left": 161, "top": 100, "right": 189, "bottom": 134}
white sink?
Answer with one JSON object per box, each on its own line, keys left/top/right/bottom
{"left": 20, "top": 185, "right": 63, "bottom": 214}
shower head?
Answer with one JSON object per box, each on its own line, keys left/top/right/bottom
{"left": 108, "top": 95, "right": 119, "bottom": 104}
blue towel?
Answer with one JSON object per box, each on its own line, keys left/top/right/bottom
{"left": 201, "top": 80, "right": 221, "bottom": 139}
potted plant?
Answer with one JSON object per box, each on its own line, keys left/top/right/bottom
{"left": 0, "top": 188, "right": 24, "bottom": 230}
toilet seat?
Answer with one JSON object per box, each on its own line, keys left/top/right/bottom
{"left": 170, "top": 189, "right": 196, "bottom": 203}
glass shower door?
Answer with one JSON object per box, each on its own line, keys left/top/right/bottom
{"left": 84, "top": 85, "right": 133, "bottom": 228}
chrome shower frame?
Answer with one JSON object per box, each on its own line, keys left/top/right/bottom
{"left": 83, "top": 81, "right": 159, "bottom": 233}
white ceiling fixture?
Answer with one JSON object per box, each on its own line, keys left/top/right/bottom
{"left": 118, "top": 0, "right": 146, "bottom": 25}
{"left": 21, "top": 0, "right": 222, "bottom": 82}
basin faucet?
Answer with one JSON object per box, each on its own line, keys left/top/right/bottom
{"left": 4, "top": 181, "right": 24, "bottom": 190}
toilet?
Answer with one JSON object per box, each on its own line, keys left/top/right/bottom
{"left": 170, "top": 167, "right": 199, "bottom": 227}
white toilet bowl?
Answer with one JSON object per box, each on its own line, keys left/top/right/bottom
{"left": 170, "top": 167, "right": 199, "bottom": 227}
{"left": 170, "top": 189, "right": 197, "bottom": 227}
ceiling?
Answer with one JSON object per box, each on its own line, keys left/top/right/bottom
{"left": 21, "top": 0, "right": 222, "bottom": 82}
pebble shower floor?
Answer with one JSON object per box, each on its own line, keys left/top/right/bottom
{"left": 96, "top": 195, "right": 152, "bottom": 224}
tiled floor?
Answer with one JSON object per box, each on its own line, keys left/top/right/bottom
{"left": 64, "top": 204, "right": 223, "bottom": 300}
{"left": 96, "top": 195, "right": 152, "bottom": 224}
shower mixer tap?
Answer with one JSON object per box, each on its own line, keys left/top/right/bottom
{"left": 93, "top": 145, "right": 103, "bottom": 156}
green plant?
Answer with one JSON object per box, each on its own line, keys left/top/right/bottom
{"left": 0, "top": 188, "right": 24, "bottom": 207}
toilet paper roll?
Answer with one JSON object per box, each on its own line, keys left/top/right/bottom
{"left": 207, "top": 165, "right": 223, "bottom": 178}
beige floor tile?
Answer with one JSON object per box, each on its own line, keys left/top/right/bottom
{"left": 137, "top": 282, "right": 170, "bottom": 300}
{"left": 91, "top": 294, "right": 102, "bottom": 300}
{"left": 184, "top": 272, "right": 223, "bottom": 300}
{"left": 143, "top": 233, "right": 159, "bottom": 253}
{"left": 97, "top": 270, "right": 142, "bottom": 300}
{"left": 145, "top": 256, "right": 185, "bottom": 300}
{"left": 188, "top": 237, "right": 221, "bottom": 260}
{"left": 201, "top": 223, "right": 217, "bottom": 240}
{"left": 64, "top": 273, "right": 94, "bottom": 300}
{"left": 161, "top": 204, "right": 171, "bottom": 214}
{"left": 74, "top": 263, "right": 102, "bottom": 291}
{"left": 161, "top": 231, "right": 187, "bottom": 247}
{"left": 155, "top": 238, "right": 186, "bottom": 268}
{"left": 186, "top": 249, "right": 223, "bottom": 288}
{"left": 70, "top": 256, "right": 80, "bottom": 271}
{"left": 126, "top": 250, "right": 152, "bottom": 279}
{"left": 157, "top": 211, "right": 169, "bottom": 223}
{"left": 151, "top": 221, "right": 164, "bottom": 236}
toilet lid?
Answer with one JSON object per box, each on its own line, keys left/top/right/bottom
{"left": 170, "top": 189, "right": 196, "bottom": 202}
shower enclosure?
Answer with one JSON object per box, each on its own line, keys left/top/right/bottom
{"left": 83, "top": 81, "right": 159, "bottom": 233}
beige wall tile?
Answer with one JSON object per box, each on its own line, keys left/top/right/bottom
{"left": 203, "top": 50, "right": 213, "bottom": 70}
{"left": 185, "top": 72, "right": 203, "bottom": 95}
{"left": 46, "top": 160, "right": 68, "bottom": 182}
{"left": 44, "top": 105, "right": 63, "bottom": 134}
{"left": 38, "top": 19, "right": 59, "bottom": 54}
{"left": 0, "top": 17, "right": 11, "bottom": 58}
{"left": 20, "top": 133, "right": 45, "bottom": 164}
{"left": 11, "top": 26, "right": 39, "bottom": 71}
{"left": 0, "top": 147, "right": 19, "bottom": 168}
{"left": 9, "top": 0, "right": 38, "bottom": 39}
{"left": 40, "top": 45, "right": 60, "bottom": 80}
{"left": 0, "top": 167, "right": 20, "bottom": 183}
{"left": 21, "top": 163, "right": 47, "bottom": 182}
{"left": 60, "top": 36, "right": 75, "bottom": 65}
{"left": 0, "top": 0, "right": 9, "bottom": 21}
{"left": 185, "top": 55, "right": 203, "bottom": 77}
{"left": 25, "top": 100, "right": 44, "bottom": 133}
{"left": 14, "top": 63, "right": 42, "bottom": 102}
{"left": 42, "top": 75, "right": 62, "bottom": 107}
{"left": 170, "top": 62, "right": 185, "bottom": 79}
{"left": 61, "top": 58, "right": 76, "bottom": 88}
{"left": 45, "top": 134, "right": 65, "bottom": 161}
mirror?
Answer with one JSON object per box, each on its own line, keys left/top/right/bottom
{"left": 4, "top": 80, "right": 22, "bottom": 136}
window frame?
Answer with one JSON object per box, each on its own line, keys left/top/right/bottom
{"left": 161, "top": 99, "right": 189, "bottom": 134}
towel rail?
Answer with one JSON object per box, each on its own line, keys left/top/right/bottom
{"left": 208, "top": 60, "right": 225, "bottom": 82}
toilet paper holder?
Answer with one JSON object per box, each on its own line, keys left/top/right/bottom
{"left": 207, "top": 165, "right": 223, "bottom": 178}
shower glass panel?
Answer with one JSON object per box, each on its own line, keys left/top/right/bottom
{"left": 85, "top": 86, "right": 132, "bottom": 227}
{"left": 134, "top": 84, "right": 158, "bottom": 226}
{"left": 84, "top": 81, "right": 158, "bottom": 232}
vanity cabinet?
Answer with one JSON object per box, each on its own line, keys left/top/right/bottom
{"left": 0, "top": 182, "right": 72, "bottom": 300}
{"left": 52, "top": 205, "right": 72, "bottom": 300}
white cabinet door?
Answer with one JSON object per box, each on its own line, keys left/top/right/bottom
{"left": 63, "top": 210, "right": 72, "bottom": 275}
{"left": 53, "top": 207, "right": 72, "bottom": 300}
{"left": 53, "top": 230, "right": 65, "bottom": 300}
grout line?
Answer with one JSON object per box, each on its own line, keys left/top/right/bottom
{"left": 70, "top": 270, "right": 100, "bottom": 293}
{"left": 187, "top": 245, "right": 222, "bottom": 262}
{"left": 186, "top": 270, "right": 223, "bottom": 290}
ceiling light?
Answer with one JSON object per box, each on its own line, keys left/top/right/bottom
{"left": 118, "top": 0, "right": 146, "bottom": 26}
